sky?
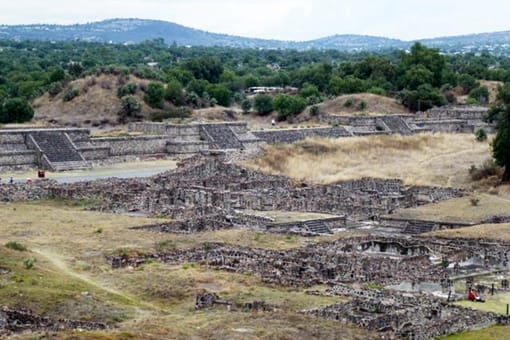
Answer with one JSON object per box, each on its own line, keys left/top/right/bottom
{"left": 2, "top": 0, "right": 510, "bottom": 41}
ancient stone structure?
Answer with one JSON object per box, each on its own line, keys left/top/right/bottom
{"left": 302, "top": 294, "right": 502, "bottom": 340}
{"left": 0, "top": 306, "right": 106, "bottom": 336}
{"left": 38, "top": 155, "right": 463, "bottom": 225}
{"left": 0, "top": 105, "right": 492, "bottom": 171}
{"left": 107, "top": 236, "right": 510, "bottom": 288}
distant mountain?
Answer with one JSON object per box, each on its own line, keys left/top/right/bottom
{"left": 0, "top": 18, "right": 509, "bottom": 53}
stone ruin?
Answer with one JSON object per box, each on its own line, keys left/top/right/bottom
{"left": 106, "top": 235, "right": 510, "bottom": 339}
{"left": 0, "top": 306, "right": 107, "bottom": 336}
{"left": 41, "top": 154, "right": 463, "bottom": 231}
{"left": 107, "top": 236, "right": 510, "bottom": 288}
{"left": 302, "top": 292, "right": 505, "bottom": 340}
{"left": 0, "top": 105, "right": 492, "bottom": 171}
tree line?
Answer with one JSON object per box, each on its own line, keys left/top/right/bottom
{"left": 1, "top": 39, "right": 510, "bottom": 123}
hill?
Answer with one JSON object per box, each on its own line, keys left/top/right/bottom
{"left": 1, "top": 18, "right": 510, "bottom": 53}
{"left": 33, "top": 74, "right": 152, "bottom": 127}
{"left": 318, "top": 93, "right": 410, "bottom": 115}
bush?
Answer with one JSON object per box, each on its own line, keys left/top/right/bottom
{"left": 23, "top": 257, "right": 37, "bottom": 269}
{"left": 48, "top": 81, "right": 63, "bottom": 96}
{"left": 144, "top": 82, "right": 165, "bottom": 109}
{"left": 357, "top": 101, "right": 367, "bottom": 111}
{"left": 310, "top": 105, "right": 320, "bottom": 116}
{"left": 120, "top": 95, "right": 142, "bottom": 118}
{"left": 254, "top": 94, "right": 273, "bottom": 115}
{"left": 469, "top": 86, "right": 490, "bottom": 104}
{"left": 117, "top": 83, "right": 138, "bottom": 98}
{"left": 241, "top": 99, "right": 252, "bottom": 114}
{"left": 150, "top": 107, "right": 191, "bottom": 122}
{"left": 344, "top": 99, "right": 353, "bottom": 108}
{"left": 469, "top": 159, "right": 503, "bottom": 181}
{"left": 273, "top": 94, "right": 306, "bottom": 121}
{"left": 0, "top": 98, "right": 35, "bottom": 123}
{"left": 5, "top": 241, "right": 27, "bottom": 251}
{"left": 63, "top": 88, "right": 80, "bottom": 102}
{"left": 475, "top": 128, "right": 488, "bottom": 142}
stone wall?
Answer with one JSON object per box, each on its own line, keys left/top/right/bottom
{"left": 252, "top": 127, "right": 352, "bottom": 144}
{"left": 0, "top": 306, "right": 106, "bottom": 336}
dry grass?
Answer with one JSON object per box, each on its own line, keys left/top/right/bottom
{"left": 33, "top": 74, "right": 151, "bottom": 126}
{"left": 440, "top": 325, "right": 510, "bottom": 340}
{"left": 479, "top": 80, "right": 503, "bottom": 104}
{"left": 393, "top": 193, "right": 510, "bottom": 224}
{"left": 0, "top": 200, "right": 375, "bottom": 339}
{"left": 425, "top": 223, "right": 510, "bottom": 242}
{"left": 319, "top": 93, "right": 409, "bottom": 115}
{"left": 246, "top": 132, "right": 491, "bottom": 187}
{"left": 242, "top": 210, "right": 340, "bottom": 223}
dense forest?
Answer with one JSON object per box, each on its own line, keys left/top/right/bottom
{"left": 1, "top": 38, "right": 510, "bottom": 123}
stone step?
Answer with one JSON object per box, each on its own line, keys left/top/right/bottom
{"left": 51, "top": 160, "right": 91, "bottom": 171}
{"left": 304, "top": 220, "right": 333, "bottom": 235}
{"left": 201, "top": 125, "right": 243, "bottom": 149}
{"left": 403, "top": 222, "right": 436, "bottom": 235}
{"left": 30, "top": 131, "right": 84, "bottom": 163}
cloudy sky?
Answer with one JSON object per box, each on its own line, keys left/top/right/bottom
{"left": 2, "top": 0, "right": 510, "bottom": 41}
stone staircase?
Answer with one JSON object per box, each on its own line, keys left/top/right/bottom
{"left": 200, "top": 125, "right": 244, "bottom": 149}
{"left": 382, "top": 116, "right": 413, "bottom": 135}
{"left": 29, "top": 131, "right": 90, "bottom": 171}
{"left": 303, "top": 220, "right": 333, "bottom": 235}
{"left": 403, "top": 220, "right": 437, "bottom": 235}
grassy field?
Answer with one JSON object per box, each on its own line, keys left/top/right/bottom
{"left": 392, "top": 193, "right": 510, "bottom": 224}
{"left": 441, "top": 326, "right": 510, "bottom": 340}
{"left": 455, "top": 292, "right": 510, "bottom": 315}
{"left": 245, "top": 132, "right": 491, "bottom": 188}
{"left": 0, "top": 200, "right": 376, "bottom": 339}
{"left": 426, "top": 223, "right": 510, "bottom": 241}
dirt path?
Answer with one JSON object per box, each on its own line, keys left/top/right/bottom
{"left": 32, "top": 248, "right": 162, "bottom": 318}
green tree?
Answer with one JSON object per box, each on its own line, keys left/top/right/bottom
{"left": 299, "top": 84, "right": 320, "bottom": 99}
{"left": 144, "top": 82, "right": 165, "bottom": 109}
{"left": 468, "top": 86, "right": 490, "bottom": 104}
{"left": 0, "top": 98, "right": 34, "bottom": 123}
{"left": 49, "top": 67, "right": 66, "bottom": 83}
{"left": 273, "top": 94, "right": 306, "bottom": 121}
{"left": 492, "top": 83, "right": 510, "bottom": 181}
{"left": 206, "top": 84, "right": 232, "bottom": 107}
{"left": 458, "top": 73, "right": 479, "bottom": 94}
{"left": 120, "top": 95, "right": 142, "bottom": 118}
{"left": 254, "top": 94, "right": 273, "bottom": 115}
{"left": 241, "top": 99, "right": 252, "bottom": 114}
{"left": 399, "top": 42, "right": 446, "bottom": 87}
{"left": 398, "top": 84, "right": 446, "bottom": 112}
{"left": 165, "top": 79, "right": 185, "bottom": 106}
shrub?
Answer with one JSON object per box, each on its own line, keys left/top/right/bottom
{"left": 344, "top": 99, "right": 353, "bottom": 108}
{"left": 5, "top": 241, "right": 27, "bottom": 251}
{"left": 241, "top": 99, "right": 252, "bottom": 114}
{"left": 470, "top": 197, "right": 480, "bottom": 206}
{"left": 150, "top": 107, "right": 191, "bottom": 122}
{"left": 144, "top": 82, "right": 165, "bottom": 109}
{"left": 254, "top": 94, "right": 273, "bottom": 115}
{"left": 63, "top": 88, "right": 80, "bottom": 102}
{"left": 475, "top": 128, "right": 488, "bottom": 142}
{"left": 310, "top": 105, "right": 320, "bottom": 116}
{"left": 117, "top": 83, "right": 138, "bottom": 98}
{"left": 23, "top": 257, "right": 37, "bottom": 269}
{"left": 0, "top": 98, "right": 34, "bottom": 123}
{"left": 357, "top": 101, "right": 367, "bottom": 111}
{"left": 120, "top": 95, "right": 142, "bottom": 118}
{"left": 48, "top": 81, "right": 63, "bottom": 96}
{"left": 469, "top": 159, "right": 503, "bottom": 181}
